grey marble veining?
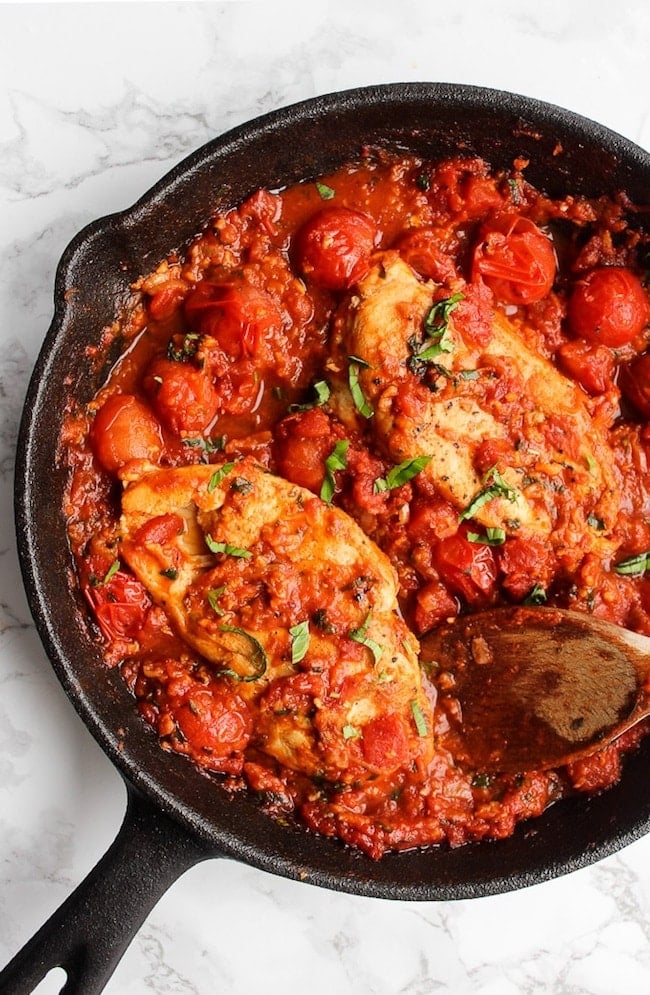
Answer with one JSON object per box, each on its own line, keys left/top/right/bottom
{"left": 1, "top": 2, "right": 649, "bottom": 993}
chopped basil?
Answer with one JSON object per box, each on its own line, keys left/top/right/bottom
{"left": 90, "top": 559, "right": 120, "bottom": 587}
{"left": 348, "top": 357, "right": 374, "bottom": 419}
{"left": 343, "top": 724, "right": 362, "bottom": 740}
{"left": 374, "top": 456, "right": 432, "bottom": 493}
{"left": 207, "top": 461, "right": 236, "bottom": 492}
{"left": 207, "top": 586, "right": 226, "bottom": 615}
{"left": 349, "top": 613, "right": 383, "bottom": 664}
{"left": 459, "top": 465, "right": 518, "bottom": 523}
{"left": 217, "top": 624, "right": 267, "bottom": 682}
{"left": 320, "top": 439, "right": 349, "bottom": 504}
{"left": 472, "top": 772, "right": 492, "bottom": 788}
{"left": 316, "top": 182, "right": 335, "bottom": 200}
{"left": 416, "top": 172, "right": 431, "bottom": 191}
{"left": 159, "top": 567, "right": 178, "bottom": 580}
{"left": 407, "top": 293, "right": 463, "bottom": 374}
{"left": 523, "top": 583, "right": 547, "bottom": 606}
{"left": 288, "top": 379, "right": 331, "bottom": 412}
{"left": 613, "top": 551, "right": 650, "bottom": 576}
{"left": 411, "top": 700, "right": 428, "bottom": 737}
{"left": 467, "top": 527, "right": 506, "bottom": 547}
{"left": 289, "top": 620, "right": 310, "bottom": 664}
{"left": 205, "top": 535, "right": 252, "bottom": 559}
{"left": 167, "top": 332, "right": 200, "bottom": 363}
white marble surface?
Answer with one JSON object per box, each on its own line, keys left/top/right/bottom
{"left": 1, "top": 1, "right": 650, "bottom": 993}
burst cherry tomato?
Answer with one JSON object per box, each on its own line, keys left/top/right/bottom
{"left": 184, "top": 280, "right": 283, "bottom": 361}
{"left": 85, "top": 570, "right": 150, "bottom": 642}
{"left": 568, "top": 267, "right": 649, "bottom": 347}
{"left": 432, "top": 525, "right": 497, "bottom": 605}
{"left": 619, "top": 353, "right": 650, "bottom": 418}
{"left": 90, "top": 393, "right": 163, "bottom": 473}
{"left": 173, "top": 688, "right": 252, "bottom": 756}
{"left": 557, "top": 339, "right": 616, "bottom": 395}
{"left": 472, "top": 214, "right": 556, "bottom": 304}
{"left": 293, "top": 206, "right": 377, "bottom": 291}
{"left": 143, "top": 356, "right": 219, "bottom": 435}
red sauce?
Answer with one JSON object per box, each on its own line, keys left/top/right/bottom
{"left": 60, "top": 149, "right": 650, "bottom": 859}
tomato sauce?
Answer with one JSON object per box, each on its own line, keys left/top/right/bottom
{"left": 60, "top": 149, "right": 650, "bottom": 859}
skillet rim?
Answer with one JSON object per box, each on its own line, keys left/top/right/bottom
{"left": 14, "top": 81, "right": 650, "bottom": 901}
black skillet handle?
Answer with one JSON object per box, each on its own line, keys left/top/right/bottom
{"left": 0, "top": 782, "right": 219, "bottom": 995}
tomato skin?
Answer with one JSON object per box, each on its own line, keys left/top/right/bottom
{"left": 619, "top": 353, "right": 650, "bottom": 418}
{"left": 84, "top": 571, "right": 150, "bottom": 642}
{"left": 273, "top": 407, "right": 341, "bottom": 494}
{"left": 432, "top": 526, "right": 498, "bottom": 605}
{"left": 184, "top": 280, "right": 283, "bottom": 361}
{"left": 557, "top": 339, "right": 616, "bottom": 395}
{"left": 90, "top": 393, "right": 163, "bottom": 473}
{"left": 143, "top": 356, "right": 219, "bottom": 435}
{"left": 568, "top": 267, "right": 649, "bottom": 347}
{"left": 293, "top": 207, "right": 377, "bottom": 290}
{"left": 472, "top": 214, "right": 556, "bottom": 304}
{"left": 394, "top": 227, "right": 457, "bottom": 282}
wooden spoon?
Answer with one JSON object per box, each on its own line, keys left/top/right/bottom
{"left": 419, "top": 605, "right": 650, "bottom": 773}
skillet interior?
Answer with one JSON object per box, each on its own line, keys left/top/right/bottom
{"left": 15, "top": 82, "right": 650, "bottom": 900}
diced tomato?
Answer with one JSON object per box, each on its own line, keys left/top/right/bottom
{"left": 362, "top": 713, "right": 410, "bottom": 771}
{"left": 498, "top": 536, "right": 554, "bottom": 602}
{"left": 557, "top": 339, "right": 616, "bottom": 395}
{"left": 293, "top": 206, "right": 377, "bottom": 291}
{"left": 413, "top": 581, "right": 458, "bottom": 634}
{"left": 273, "top": 407, "right": 342, "bottom": 494}
{"left": 143, "top": 356, "right": 219, "bottom": 435}
{"left": 432, "top": 526, "right": 498, "bottom": 605}
{"left": 472, "top": 213, "right": 556, "bottom": 304}
{"left": 147, "top": 282, "right": 187, "bottom": 321}
{"left": 134, "top": 513, "right": 185, "bottom": 547}
{"left": 394, "top": 227, "right": 457, "bottom": 282}
{"left": 90, "top": 393, "right": 163, "bottom": 473}
{"left": 568, "top": 267, "right": 649, "bottom": 347}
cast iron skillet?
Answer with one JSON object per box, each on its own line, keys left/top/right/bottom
{"left": 5, "top": 82, "right": 650, "bottom": 994}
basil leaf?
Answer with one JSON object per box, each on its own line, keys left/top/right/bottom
{"left": 207, "top": 586, "right": 226, "bottom": 615}
{"left": 411, "top": 700, "right": 429, "bottom": 737}
{"left": 459, "top": 465, "right": 518, "bottom": 523}
{"left": 316, "top": 182, "right": 335, "bottom": 200}
{"left": 348, "top": 357, "right": 373, "bottom": 419}
{"left": 217, "top": 624, "right": 267, "bottom": 682}
{"left": 613, "top": 551, "right": 650, "bottom": 576}
{"left": 208, "top": 461, "right": 236, "bottom": 492}
{"left": 205, "top": 535, "right": 251, "bottom": 558}
{"left": 374, "top": 456, "right": 432, "bottom": 493}
{"left": 289, "top": 620, "right": 310, "bottom": 664}
{"left": 523, "top": 583, "right": 547, "bottom": 606}
{"left": 320, "top": 439, "right": 350, "bottom": 504}
{"left": 467, "top": 527, "right": 506, "bottom": 547}
{"left": 288, "top": 379, "right": 331, "bottom": 412}
{"left": 349, "top": 612, "right": 383, "bottom": 663}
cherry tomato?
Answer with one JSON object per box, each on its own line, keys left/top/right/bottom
{"left": 85, "top": 570, "right": 150, "bottom": 642}
{"left": 557, "top": 339, "right": 616, "bottom": 395}
{"left": 619, "top": 353, "right": 650, "bottom": 418}
{"left": 185, "top": 280, "right": 283, "bottom": 361}
{"left": 432, "top": 526, "right": 497, "bottom": 605}
{"left": 472, "top": 214, "right": 556, "bottom": 304}
{"left": 293, "top": 206, "right": 377, "bottom": 291}
{"left": 173, "top": 687, "right": 252, "bottom": 756}
{"left": 568, "top": 267, "right": 649, "bottom": 347}
{"left": 143, "top": 356, "right": 219, "bottom": 435}
{"left": 90, "top": 393, "right": 163, "bottom": 473}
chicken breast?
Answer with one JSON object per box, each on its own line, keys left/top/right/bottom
{"left": 334, "top": 252, "right": 620, "bottom": 561}
{"left": 120, "top": 456, "right": 433, "bottom": 783}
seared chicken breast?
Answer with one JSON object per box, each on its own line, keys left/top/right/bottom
{"left": 333, "top": 252, "right": 620, "bottom": 562}
{"left": 120, "top": 456, "right": 433, "bottom": 783}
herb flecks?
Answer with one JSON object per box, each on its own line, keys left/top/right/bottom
{"left": 408, "top": 293, "right": 463, "bottom": 375}
{"left": 349, "top": 613, "right": 383, "bottom": 664}
{"left": 374, "top": 456, "right": 432, "bottom": 494}
{"left": 217, "top": 625, "right": 267, "bottom": 682}
{"left": 613, "top": 551, "right": 650, "bottom": 576}
{"left": 205, "top": 535, "right": 252, "bottom": 559}
{"left": 289, "top": 620, "right": 310, "bottom": 664}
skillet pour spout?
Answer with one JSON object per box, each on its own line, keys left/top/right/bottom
{"left": 6, "top": 83, "right": 650, "bottom": 994}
